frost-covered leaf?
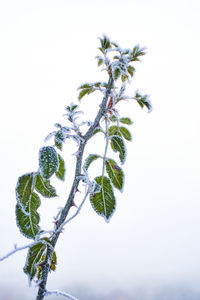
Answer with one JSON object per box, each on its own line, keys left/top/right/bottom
{"left": 110, "top": 135, "right": 126, "bottom": 164}
{"left": 55, "top": 154, "right": 65, "bottom": 181}
{"left": 16, "top": 173, "right": 34, "bottom": 207}
{"left": 50, "top": 251, "right": 57, "bottom": 272}
{"left": 130, "top": 45, "right": 146, "bottom": 62}
{"left": 78, "top": 86, "right": 95, "bottom": 101}
{"left": 83, "top": 154, "right": 101, "bottom": 171}
{"left": 134, "top": 91, "right": 152, "bottom": 112}
{"left": 113, "top": 67, "right": 121, "bottom": 81}
{"left": 127, "top": 65, "right": 135, "bottom": 77}
{"left": 65, "top": 104, "right": 78, "bottom": 112}
{"left": 100, "top": 35, "right": 111, "bottom": 50}
{"left": 111, "top": 41, "right": 119, "bottom": 48}
{"left": 109, "top": 115, "right": 117, "bottom": 122}
{"left": 108, "top": 125, "right": 121, "bottom": 137}
{"left": 105, "top": 159, "right": 124, "bottom": 191}
{"left": 35, "top": 174, "right": 57, "bottom": 198}
{"left": 119, "top": 117, "right": 133, "bottom": 125}
{"left": 109, "top": 116, "right": 133, "bottom": 125}
{"left": 121, "top": 74, "right": 128, "bottom": 82}
{"left": 90, "top": 176, "right": 116, "bottom": 221}
{"left": 54, "top": 123, "right": 62, "bottom": 129}
{"left": 36, "top": 248, "right": 57, "bottom": 281}
{"left": 54, "top": 130, "right": 65, "bottom": 150}
{"left": 91, "top": 127, "right": 104, "bottom": 137}
{"left": 119, "top": 127, "right": 132, "bottom": 141}
{"left": 78, "top": 83, "right": 92, "bottom": 89}
{"left": 16, "top": 192, "right": 40, "bottom": 239}
{"left": 95, "top": 56, "right": 104, "bottom": 67}
{"left": 24, "top": 240, "right": 47, "bottom": 282}
{"left": 93, "top": 82, "right": 102, "bottom": 87}
{"left": 97, "top": 58, "right": 103, "bottom": 66}
{"left": 39, "top": 146, "right": 59, "bottom": 180}
{"left": 108, "top": 126, "right": 131, "bottom": 141}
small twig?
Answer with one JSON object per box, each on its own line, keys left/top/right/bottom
{"left": 44, "top": 289, "right": 79, "bottom": 300}
{"left": 0, "top": 242, "right": 38, "bottom": 262}
{"left": 101, "top": 116, "right": 109, "bottom": 218}
{"left": 0, "top": 231, "right": 56, "bottom": 263}
{"left": 55, "top": 188, "right": 89, "bottom": 235}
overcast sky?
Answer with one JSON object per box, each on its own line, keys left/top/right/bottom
{"left": 0, "top": 0, "right": 200, "bottom": 299}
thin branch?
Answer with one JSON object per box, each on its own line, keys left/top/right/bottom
{"left": 0, "top": 242, "right": 38, "bottom": 262}
{"left": 55, "top": 188, "right": 89, "bottom": 234}
{"left": 102, "top": 117, "right": 109, "bottom": 179}
{"left": 0, "top": 233, "right": 57, "bottom": 263}
{"left": 101, "top": 117, "right": 109, "bottom": 218}
{"left": 44, "top": 290, "right": 79, "bottom": 300}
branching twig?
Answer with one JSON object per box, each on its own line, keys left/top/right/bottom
{"left": 0, "top": 242, "right": 36, "bottom": 262}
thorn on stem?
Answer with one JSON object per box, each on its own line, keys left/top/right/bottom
{"left": 70, "top": 200, "right": 77, "bottom": 208}
{"left": 73, "top": 150, "right": 81, "bottom": 157}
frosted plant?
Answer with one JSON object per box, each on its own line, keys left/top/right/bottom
{"left": 0, "top": 35, "right": 151, "bottom": 300}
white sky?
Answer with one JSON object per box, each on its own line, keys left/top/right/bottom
{"left": 0, "top": 0, "right": 200, "bottom": 298}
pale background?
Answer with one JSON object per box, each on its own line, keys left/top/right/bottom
{"left": 0, "top": 0, "right": 200, "bottom": 299}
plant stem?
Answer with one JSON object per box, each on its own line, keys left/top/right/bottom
{"left": 101, "top": 117, "right": 109, "bottom": 218}
{"left": 35, "top": 76, "right": 113, "bottom": 300}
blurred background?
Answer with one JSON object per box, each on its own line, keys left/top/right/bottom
{"left": 0, "top": 0, "right": 200, "bottom": 299}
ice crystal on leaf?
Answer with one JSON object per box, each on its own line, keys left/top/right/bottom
{"left": 39, "top": 146, "right": 59, "bottom": 180}
{"left": 90, "top": 176, "right": 116, "bottom": 222}
{"left": 16, "top": 192, "right": 40, "bottom": 239}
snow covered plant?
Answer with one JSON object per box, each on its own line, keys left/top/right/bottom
{"left": 1, "top": 35, "right": 151, "bottom": 300}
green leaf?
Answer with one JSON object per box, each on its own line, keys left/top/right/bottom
{"left": 119, "top": 126, "right": 132, "bottom": 141}
{"left": 121, "top": 74, "right": 127, "bottom": 82}
{"left": 55, "top": 154, "right": 65, "bottom": 181}
{"left": 35, "top": 174, "right": 57, "bottom": 198}
{"left": 91, "top": 127, "right": 104, "bottom": 137}
{"left": 95, "top": 56, "right": 104, "bottom": 67}
{"left": 16, "top": 192, "right": 40, "bottom": 239}
{"left": 78, "top": 83, "right": 92, "bottom": 89}
{"left": 78, "top": 87, "right": 94, "bottom": 100}
{"left": 97, "top": 58, "right": 103, "bottom": 66}
{"left": 24, "top": 240, "right": 47, "bottom": 282}
{"left": 39, "top": 146, "right": 59, "bottom": 180}
{"left": 36, "top": 247, "right": 57, "bottom": 281}
{"left": 16, "top": 173, "right": 34, "bottom": 207}
{"left": 119, "top": 117, "right": 133, "bottom": 125}
{"left": 66, "top": 104, "right": 78, "bottom": 112}
{"left": 108, "top": 126, "right": 131, "bottom": 141}
{"left": 111, "top": 41, "right": 119, "bottom": 48}
{"left": 83, "top": 154, "right": 101, "bottom": 171}
{"left": 54, "top": 130, "right": 65, "bottom": 150}
{"left": 100, "top": 36, "right": 111, "bottom": 50}
{"left": 105, "top": 159, "right": 124, "bottom": 191}
{"left": 134, "top": 91, "right": 152, "bottom": 112}
{"left": 90, "top": 176, "right": 116, "bottom": 221}
{"left": 113, "top": 67, "right": 121, "bottom": 81}
{"left": 109, "top": 115, "right": 117, "bottom": 122}
{"left": 127, "top": 65, "right": 135, "bottom": 77}
{"left": 110, "top": 135, "right": 126, "bottom": 164}
{"left": 130, "top": 45, "right": 146, "bottom": 62}
{"left": 50, "top": 251, "right": 57, "bottom": 272}
{"left": 108, "top": 125, "right": 121, "bottom": 137}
